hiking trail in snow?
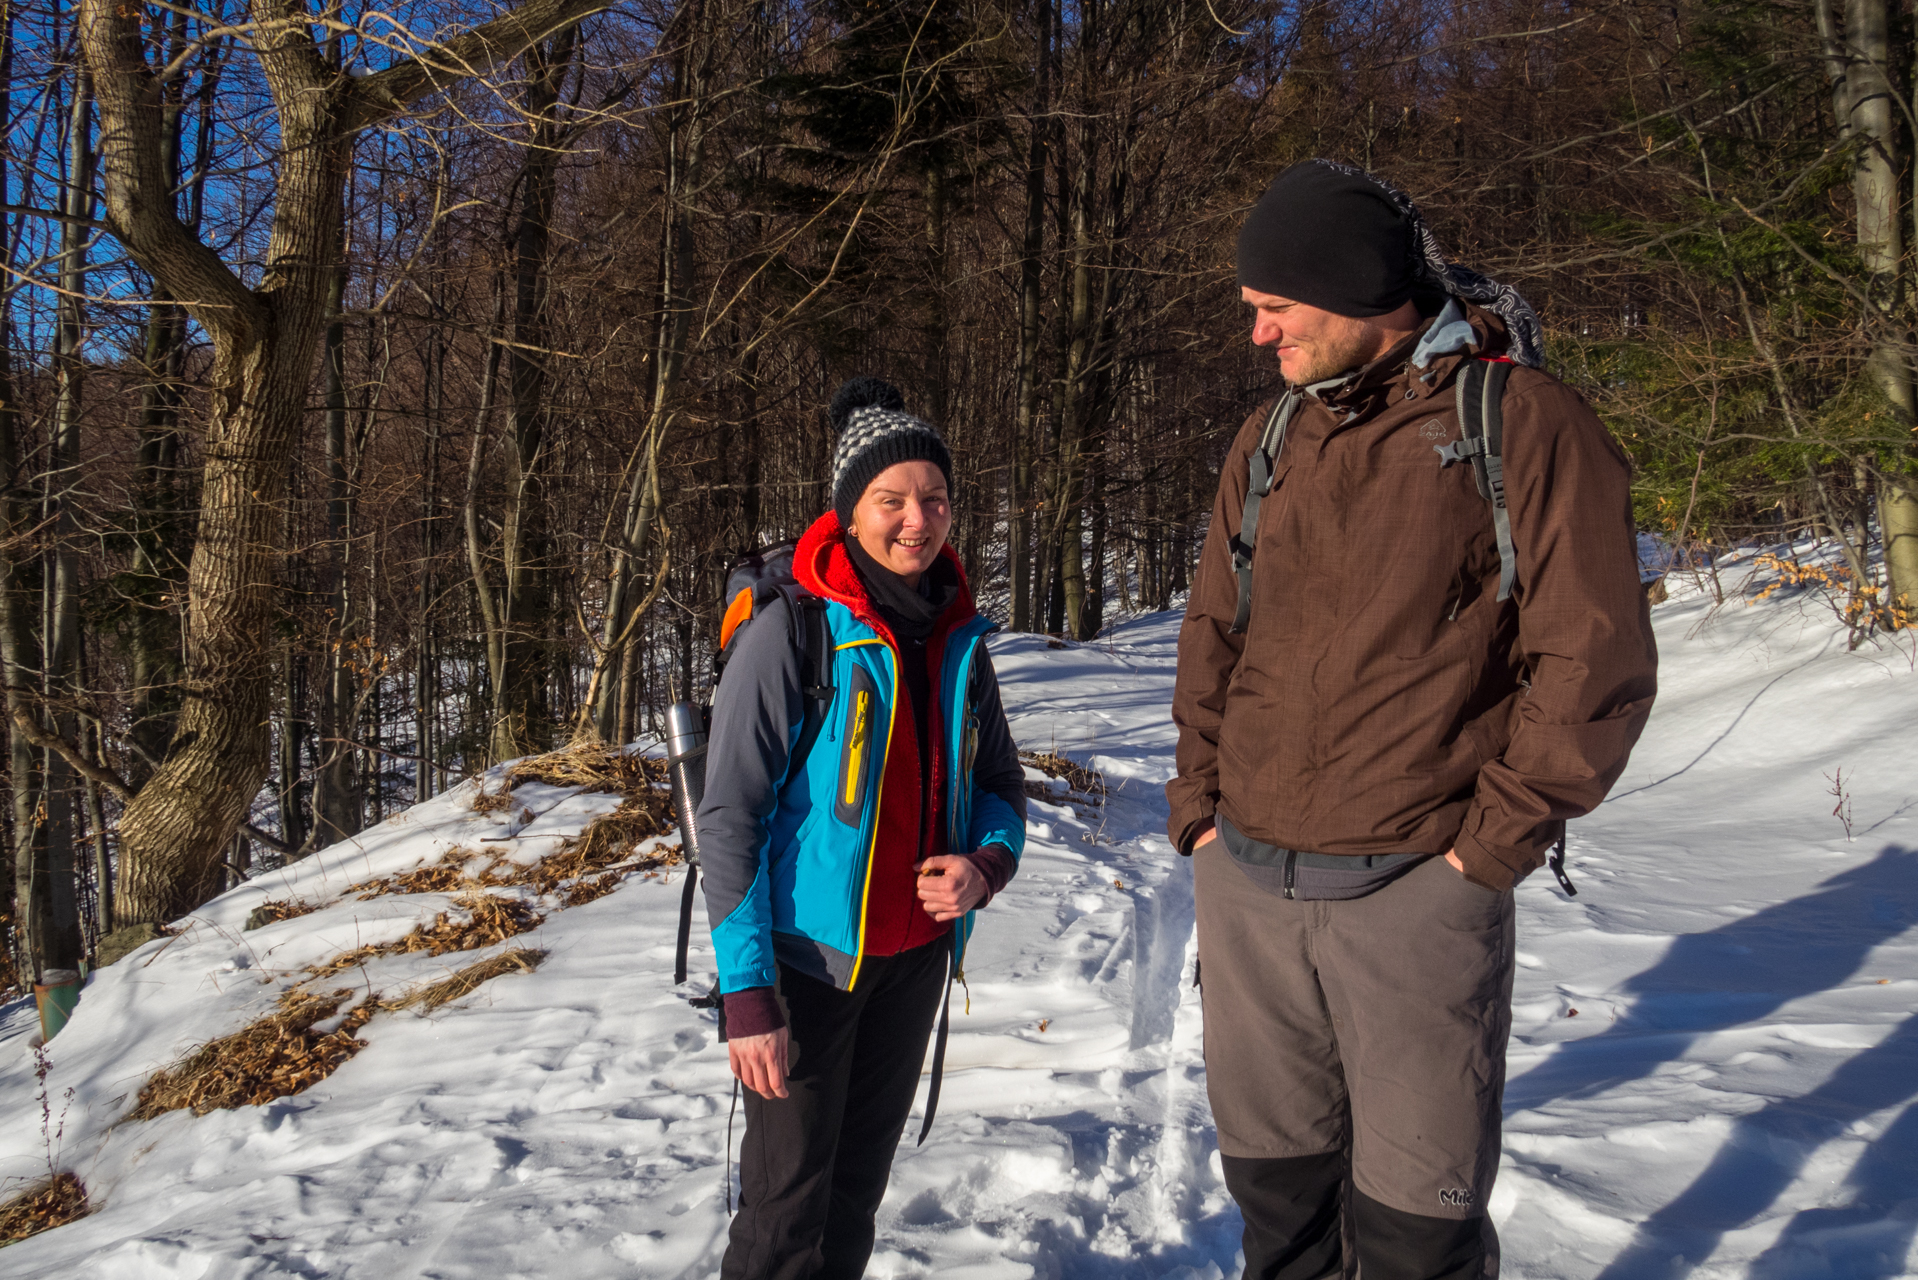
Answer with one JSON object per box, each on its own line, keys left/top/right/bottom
{"left": 2, "top": 543, "right": 1916, "bottom": 1279}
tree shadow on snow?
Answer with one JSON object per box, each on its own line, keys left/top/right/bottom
{"left": 1505, "top": 844, "right": 1918, "bottom": 1112}
{"left": 1592, "top": 1009, "right": 1918, "bottom": 1279}
{"left": 1497, "top": 843, "right": 1918, "bottom": 1279}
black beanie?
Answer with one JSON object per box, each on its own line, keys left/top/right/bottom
{"left": 1236, "top": 160, "right": 1418, "bottom": 317}
{"left": 827, "top": 377, "right": 953, "bottom": 527}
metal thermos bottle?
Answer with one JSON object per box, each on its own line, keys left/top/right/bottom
{"left": 665, "top": 701, "right": 709, "bottom": 865}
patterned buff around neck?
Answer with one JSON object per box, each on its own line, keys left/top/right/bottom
{"left": 1310, "top": 158, "right": 1547, "bottom": 369}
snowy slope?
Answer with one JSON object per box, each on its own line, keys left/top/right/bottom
{"left": 1, "top": 544, "right": 1916, "bottom": 1279}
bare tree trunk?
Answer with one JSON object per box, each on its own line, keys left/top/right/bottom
{"left": 84, "top": 720, "right": 111, "bottom": 934}
{"left": 124, "top": 0, "right": 206, "bottom": 787}
{"left": 1845, "top": 0, "right": 1912, "bottom": 418}
{"left": 591, "top": 5, "right": 708, "bottom": 736}
{"left": 0, "top": 312, "right": 39, "bottom": 977}
{"left": 38, "top": 67, "right": 94, "bottom": 972}
{"left": 1824, "top": 0, "right": 1917, "bottom": 617}
{"left": 316, "top": 259, "right": 361, "bottom": 843}
{"left": 1009, "top": 0, "right": 1050, "bottom": 633}
{"left": 493, "top": 24, "right": 580, "bottom": 760}
{"left": 82, "top": 0, "right": 614, "bottom": 922}
{"left": 1056, "top": 112, "right": 1096, "bottom": 639}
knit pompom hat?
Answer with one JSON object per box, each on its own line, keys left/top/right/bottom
{"left": 827, "top": 377, "right": 953, "bottom": 527}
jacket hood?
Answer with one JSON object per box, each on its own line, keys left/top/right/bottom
{"left": 794, "top": 511, "right": 978, "bottom": 644}
{"left": 1308, "top": 298, "right": 1511, "bottom": 413}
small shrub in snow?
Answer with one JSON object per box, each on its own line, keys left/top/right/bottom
{"left": 1746, "top": 551, "right": 1911, "bottom": 643}
{"left": 1020, "top": 750, "right": 1106, "bottom": 805}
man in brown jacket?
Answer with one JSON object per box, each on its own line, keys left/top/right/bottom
{"left": 1171, "top": 160, "right": 1657, "bottom": 1280}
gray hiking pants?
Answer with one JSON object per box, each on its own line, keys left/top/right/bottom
{"left": 1194, "top": 840, "right": 1515, "bottom": 1226}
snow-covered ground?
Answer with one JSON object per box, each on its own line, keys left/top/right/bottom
{"left": 2, "top": 544, "right": 1916, "bottom": 1279}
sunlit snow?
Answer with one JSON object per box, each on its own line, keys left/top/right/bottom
{"left": 2, "top": 544, "right": 1915, "bottom": 1278}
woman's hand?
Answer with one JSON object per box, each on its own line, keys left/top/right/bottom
{"left": 916, "top": 854, "right": 988, "bottom": 922}
{"left": 729, "top": 1027, "right": 791, "bottom": 1099}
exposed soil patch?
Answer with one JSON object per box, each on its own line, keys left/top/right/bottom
{"left": 0, "top": 1172, "right": 88, "bottom": 1246}
{"left": 130, "top": 989, "right": 376, "bottom": 1119}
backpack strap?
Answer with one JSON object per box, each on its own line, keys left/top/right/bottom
{"left": 1548, "top": 828, "right": 1577, "bottom": 896}
{"left": 673, "top": 867, "right": 700, "bottom": 986}
{"left": 780, "top": 586, "right": 835, "bottom": 778}
{"left": 1436, "top": 358, "right": 1518, "bottom": 602}
{"left": 1229, "top": 390, "right": 1300, "bottom": 634}
{"left": 916, "top": 933, "right": 956, "bottom": 1145}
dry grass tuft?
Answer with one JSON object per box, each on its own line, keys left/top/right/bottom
{"left": 245, "top": 898, "right": 317, "bottom": 930}
{"left": 560, "top": 872, "right": 624, "bottom": 907}
{"left": 129, "top": 989, "right": 375, "bottom": 1119}
{"left": 308, "top": 893, "right": 544, "bottom": 979}
{"left": 524, "top": 793, "right": 679, "bottom": 895}
{"left": 409, "top": 894, "right": 543, "bottom": 952}
{"left": 1021, "top": 750, "right": 1106, "bottom": 805}
{"left": 0, "top": 1172, "right": 88, "bottom": 1245}
{"left": 505, "top": 741, "right": 667, "bottom": 794}
{"left": 382, "top": 948, "right": 546, "bottom": 1013}
{"left": 349, "top": 847, "right": 489, "bottom": 899}
{"left": 469, "top": 782, "right": 515, "bottom": 814}
{"left": 349, "top": 788, "right": 675, "bottom": 908}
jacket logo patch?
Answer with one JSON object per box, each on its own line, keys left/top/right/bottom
{"left": 1419, "top": 419, "right": 1449, "bottom": 441}
{"left": 1438, "top": 1187, "right": 1474, "bottom": 1209}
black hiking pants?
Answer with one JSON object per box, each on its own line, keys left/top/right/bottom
{"left": 721, "top": 936, "right": 948, "bottom": 1280}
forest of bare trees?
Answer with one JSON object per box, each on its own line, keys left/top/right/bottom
{"left": 3, "top": 0, "right": 1914, "bottom": 996}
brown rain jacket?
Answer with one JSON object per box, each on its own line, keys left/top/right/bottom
{"left": 1167, "top": 303, "right": 1657, "bottom": 891}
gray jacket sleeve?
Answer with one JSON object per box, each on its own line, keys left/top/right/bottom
{"left": 695, "top": 593, "right": 803, "bottom": 943}
{"left": 969, "top": 647, "right": 1028, "bottom": 833}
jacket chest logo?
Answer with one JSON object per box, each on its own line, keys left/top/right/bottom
{"left": 1419, "top": 419, "right": 1449, "bottom": 442}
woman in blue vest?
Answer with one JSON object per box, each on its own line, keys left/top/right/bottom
{"left": 697, "top": 377, "right": 1028, "bottom": 1278}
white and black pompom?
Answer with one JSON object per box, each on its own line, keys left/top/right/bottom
{"left": 828, "top": 377, "right": 906, "bottom": 433}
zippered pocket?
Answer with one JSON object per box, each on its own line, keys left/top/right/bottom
{"left": 834, "top": 666, "right": 879, "bottom": 827}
